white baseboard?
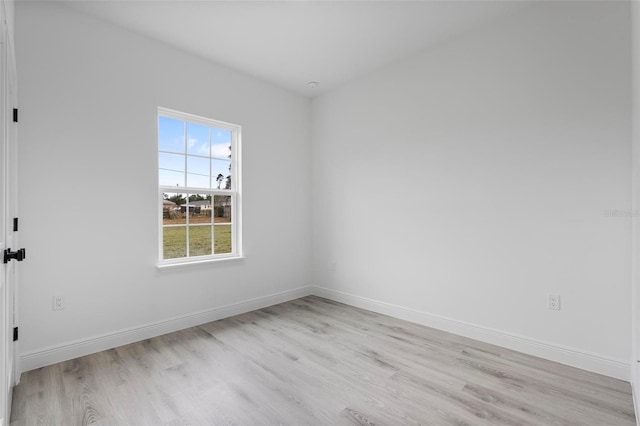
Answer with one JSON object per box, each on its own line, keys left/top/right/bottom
{"left": 20, "top": 284, "right": 631, "bottom": 382}
{"left": 20, "top": 286, "right": 314, "bottom": 373}
{"left": 311, "top": 286, "right": 631, "bottom": 381}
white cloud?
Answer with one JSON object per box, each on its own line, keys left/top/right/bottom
{"left": 211, "top": 143, "right": 231, "bottom": 159}
{"left": 184, "top": 137, "right": 230, "bottom": 158}
{"left": 187, "top": 138, "right": 218, "bottom": 157}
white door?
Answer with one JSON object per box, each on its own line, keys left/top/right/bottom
{"left": 0, "top": 12, "right": 7, "bottom": 424}
{"left": 0, "top": 252, "right": 5, "bottom": 426}
{"left": 0, "top": 0, "right": 19, "bottom": 423}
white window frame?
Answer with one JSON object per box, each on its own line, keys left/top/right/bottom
{"left": 157, "top": 107, "right": 242, "bottom": 267}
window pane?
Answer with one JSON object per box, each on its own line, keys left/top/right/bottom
{"left": 214, "top": 195, "right": 232, "bottom": 223}
{"left": 188, "top": 194, "right": 212, "bottom": 224}
{"left": 162, "top": 193, "right": 187, "bottom": 225}
{"left": 212, "top": 159, "right": 231, "bottom": 190}
{"left": 159, "top": 169, "right": 185, "bottom": 187}
{"left": 211, "top": 128, "right": 232, "bottom": 159}
{"left": 163, "top": 226, "right": 186, "bottom": 259}
{"left": 159, "top": 110, "right": 240, "bottom": 263}
{"left": 189, "top": 226, "right": 212, "bottom": 257}
{"left": 159, "top": 116, "right": 185, "bottom": 153}
{"left": 159, "top": 152, "right": 185, "bottom": 187}
{"left": 186, "top": 155, "right": 210, "bottom": 188}
{"left": 214, "top": 224, "right": 232, "bottom": 254}
{"left": 187, "top": 122, "right": 210, "bottom": 156}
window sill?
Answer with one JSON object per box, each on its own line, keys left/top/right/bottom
{"left": 156, "top": 255, "right": 245, "bottom": 271}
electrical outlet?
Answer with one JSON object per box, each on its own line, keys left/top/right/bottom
{"left": 548, "top": 294, "right": 561, "bottom": 311}
{"left": 53, "top": 296, "right": 64, "bottom": 311}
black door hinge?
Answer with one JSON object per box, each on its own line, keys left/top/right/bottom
{"left": 13, "top": 327, "right": 18, "bottom": 342}
{"left": 12, "top": 108, "right": 18, "bottom": 123}
{"left": 13, "top": 218, "right": 18, "bottom": 232}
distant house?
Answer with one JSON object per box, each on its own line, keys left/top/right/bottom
{"left": 162, "top": 199, "right": 177, "bottom": 208}
{"left": 162, "top": 199, "right": 179, "bottom": 219}
{"left": 162, "top": 199, "right": 178, "bottom": 214}
{"left": 190, "top": 200, "right": 211, "bottom": 210}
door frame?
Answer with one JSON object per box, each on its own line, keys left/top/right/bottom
{"left": 0, "top": 0, "right": 18, "bottom": 423}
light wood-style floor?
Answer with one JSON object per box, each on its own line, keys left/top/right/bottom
{"left": 10, "top": 296, "right": 636, "bottom": 425}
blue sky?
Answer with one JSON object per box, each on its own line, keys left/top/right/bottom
{"left": 158, "top": 116, "right": 232, "bottom": 189}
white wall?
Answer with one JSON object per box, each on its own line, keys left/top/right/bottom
{"left": 15, "top": 0, "right": 634, "bottom": 383}
{"left": 631, "top": 0, "right": 640, "bottom": 415}
{"left": 16, "top": 2, "right": 311, "bottom": 367}
{"left": 312, "top": 1, "right": 632, "bottom": 378}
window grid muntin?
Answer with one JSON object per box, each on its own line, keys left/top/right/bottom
{"left": 158, "top": 107, "right": 240, "bottom": 265}
{"left": 158, "top": 109, "right": 236, "bottom": 192}
{"left": 159, "top": 188, "right": 237, "bottom": 260}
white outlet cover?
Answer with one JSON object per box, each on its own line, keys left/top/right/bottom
{"left": 53, "top": 296, "right": 64, "bottom": 310}
{"left": 548, "top": 294, "right": 561, "bottom": 310}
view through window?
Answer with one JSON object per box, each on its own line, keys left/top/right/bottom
{"left": 158, "top": 108, "right": 241, "bottom": 264}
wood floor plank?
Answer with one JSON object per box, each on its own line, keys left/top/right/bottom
{"left": 10, "top": 296, "right": 636, "bottom": 425}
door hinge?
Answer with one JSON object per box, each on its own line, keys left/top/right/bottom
{"left": 12, "top": 108, "right": 18, "bottom": 123}
{"left": 13, "top": 327, "right": 18, "bottom": 342}
{"left": 13, "top": 217, "right": 18, "bottom": 232}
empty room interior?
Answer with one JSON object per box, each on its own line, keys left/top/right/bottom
{"left": 2, "top": 0, "right": 640, "bottom": 424}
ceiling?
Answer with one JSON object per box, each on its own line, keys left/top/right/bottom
{"left": 61, "top": 1, "right": 527, "bottom": 98}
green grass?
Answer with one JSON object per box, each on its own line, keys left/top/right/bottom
{"left": 214, "top": 225, "right": 232, "bottom": 254}
{"left": 163, "top": 225, "right": 232, "bottom": 259}
{"left": 189, "top": 226, "right": 211, "bottom": 257}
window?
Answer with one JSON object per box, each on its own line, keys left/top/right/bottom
{"left": 158, "top": 108, "right": 241, "bottom": 265}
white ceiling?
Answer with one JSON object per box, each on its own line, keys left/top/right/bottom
{"left": 61, "top": 1, "right": 527, "bottom": 97}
